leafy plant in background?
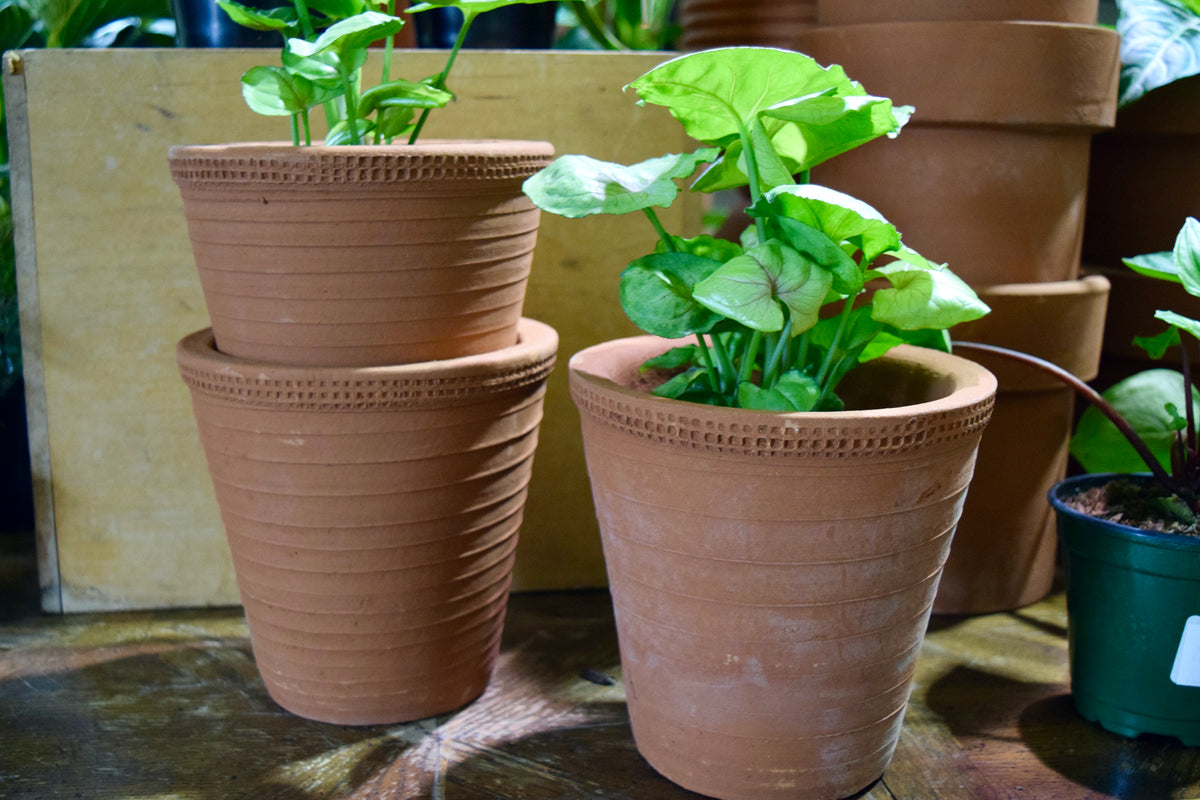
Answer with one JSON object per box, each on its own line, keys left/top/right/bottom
{"left": 559, "top": 0, "right": 678, "bottom": 50}
{"left": 958, "top": 218, "right": 1200, "bottom": 525}
{"left": 0, "top": 0, "right": 173, "bottom": 396}
{"left": 218, "top": 0, "right": 555, "bottom": 145}
{"left": 524, "top": 47, "right": 989, "bottom": 412}
{"left": 1115, "top": 0, "right": 1200, "bottom": 106}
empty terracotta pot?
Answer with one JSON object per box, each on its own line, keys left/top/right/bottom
{"left": 799, "top": 21, "right": 1119, "bottom": 285}
{"left": 677, "top": 0, "right": 817, "bottom": 50}
{"left": 570, "top": 337, "right": 996, "bottom": 800}
{"left": 177, "top": 317, "right": 558, "bottom": 725}
{"left": 816, "top": 0, "right": 1098, "bottom": 25}
{"left": 937, "top": 275, "right": 1110, "bottom": 614}
{"left": 169, "top": 140, "right": 554, "bottom": 367}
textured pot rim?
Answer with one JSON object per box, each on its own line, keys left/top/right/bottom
{"left": 168, "top": 139, "right": 555, "bottom": 189}
{"left": 1050, "top": 472, "right": 1200, "bottom": 553}
{"left": 569, "top": 338, "right": 996, "bottom": 459}
{"left": 177, "top": 317, "right": 557, "bottom": 411}
{"left": 798, "top": 20, "right": 1119, "bottom": 129}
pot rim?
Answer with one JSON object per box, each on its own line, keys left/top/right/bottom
{"left": 569, "top": 338, "right": 996, "bottom": 460}
{"left": 177, "top": 317, "right": 558, "bottom": 411}
{"left": 1050, "top": 472, "right": 1200, "bottom": 552}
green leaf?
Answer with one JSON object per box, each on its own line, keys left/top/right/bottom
{"left": 1174, "top": 216, "right": 1200, "bottom": 297}
{"left": 27, "top": 0, "right": 168, "bottom": 47}
{"left": 1117, "top": 0, "right": 1200, "bottom": 106}
{"left": 1124, "top": 250, "right": 1179, "bottom": 283}
{"left": 217, "top": 0, "right": 296, "bottom": 32}
{"left": 360, "top": 78, "right": 454, "bottom": 115}
{"left": 306, "top": 0, "right": 368, "bottom": 22}
{"left": 1157, "top": 308, "right": 1200, "bottom": 341}
{"left": 737, "top": 371, "right": 821, "bottom": 411}
{"left": 1134, "top": 324, "right": 1182, "bottom": 358}
{"left": 522, "top": 148, "right": 719, "bottom": 218}
{"left": 324, "top": 116, "right": 374, "bottom": 145}
{"left": 651, "top": 367, "right": 716, "bottom": 401}
{"left": 241, "top": 65, "right": 342, "bottom": 116}
{"left": 662, "top": 234, "right": 744, "bottom": 262}
{"left": 693, "top": 241, "right": 833, "bottom": 334}
{"left": 641, "top": 344, "right": 704, "bottom": 371}
{"left": 746, "top": 115, "right": 796, "bottom": 191}
{"left": 627, "top": 47, "right": 860, "bottom": 146}
{"left": 762, "top": 91, "right": 912, "bottom": 172}
{"left": 287, "top": 10, "right": 404, "bottom": 60}
{"left": 619, "top": 252, "right": 724, "bottom": 338}
{"left": 408, "top": 0, "right": 556, "bottom": 15}
{"left": 0, "top": 1, "right": 38, "bottom": 51}
{"left": 870, "top": 248, "right": 991, "bottom": 330}
{"left": 1070, "top": 369, "right": 1200, "bottom": 473}
{"left": 281, "top": 46, "right": 343, "bottom": 86}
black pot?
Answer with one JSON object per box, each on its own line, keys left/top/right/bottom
{"left": 414, "top": 1, "right": 558, "bottom": 48}
{"left": 172, "top": 0, "right": 282, "bottom": 47}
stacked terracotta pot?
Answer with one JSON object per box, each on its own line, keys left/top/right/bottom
{"left": 169, "top": 141, "right": 557, "bottom": 724}
{"left": 798, "top": 1, "right": 1118, "bottom": 613}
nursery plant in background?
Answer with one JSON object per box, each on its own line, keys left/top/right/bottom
{"left": 524, "top": 46, "right": 997, "bottom": 800}
{"left": 956, "top": 216, "right": 1200, "bottom": 747}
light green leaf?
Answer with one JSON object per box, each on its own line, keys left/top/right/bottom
{"left": 281, "top": 46, "right": 343, "bottom": 86}
{"left": 287, "top": 10, "right": 404, "bottom": 59}
{"left": 306, "top": 0, "right": 368, "bottom": 22}
{"left": 522, "top": 148, "right": 719, "bottom": 218}
{"left": 1117, "top": 0, "right": 1200, "bottom": 106}
{"left": 619, "top": 252, "right": 724, "bottom": 338}
{"left": 693, "top": 241, "right": 833, "bottom": 334}
{"left": 217, "top": 0, "right": 296, "bottom": 32}
{"left": 360, "top": 78, "right": 454, "bottom": 114}
{"left": 737, "top": 371, "right": 821, "bottom": 411}
{"left": 1157, "top": 308, "right": 1200, "bottom": 340}
{"left": 871, "top": 249, "right": 990, "bottom": 330}
{"left": 1174, "top": 216, "right": 1200, "bottom": 297}
{"left": 1070, "top": 369, "right": 1200, "bottom": 472}
{"left": 241, "top": 65, "right": 341, "bottom": 116}
{"left": 1124, "top": 250, "right": 1179, "bottom": 283}
{"left": 762, "top": 92, "right": 912, "bottom": 171}
{"left": 324, "top": 117, "right": 374, "bottom": 145}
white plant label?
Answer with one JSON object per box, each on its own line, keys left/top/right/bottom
{"left": 1171, "top": 616, "right": 1200, "bottom": 688}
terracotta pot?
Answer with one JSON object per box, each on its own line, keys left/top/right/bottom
{"left": 936, "top": 275, "right": 1110, "bottom": 614}
{"left": 677, "top": 0, "right": 817, "bottom": 50}
{"left": 816, "top": 0, "right": 1098, "bottom": 25}
{"left": 177, "top": 317, "right": 557, "bottom": 725}
{"left": 798, "top": 21, "right": 1119, "bottom": 286}
{"left": 1084, "top": 76, "right": 1200, "bottom": 268}
{"left": 168, "top": 140, "right": 554, "bottom": 367}
{"left": 570, "top": 338, "right": 996, "bottom": 800}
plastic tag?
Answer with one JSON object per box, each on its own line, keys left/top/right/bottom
{"left": 1171, "top": 616, "right": 1200, "bottom": 688}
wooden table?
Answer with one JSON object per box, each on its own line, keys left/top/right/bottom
{"left": 1, "top": 565, "right": 1198, "bottom": 799}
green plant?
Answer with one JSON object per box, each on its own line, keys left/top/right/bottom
{"left": 218, "top": 0, "right": 554, "bottom": 145}
{"left": 559, "top": 0, "right": 679, "bottom": 50}
{"left": 1115, "top": 0, "right": 1200, "bottom": 107}
{"left": 523, "top": 47, "right": 989, "bottom": 412}
{"left": 958, "top": 217, "right": 1200, "bottom": 520}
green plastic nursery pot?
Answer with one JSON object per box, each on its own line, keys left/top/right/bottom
{"left": 1051, "top": 473, "right": 1200, "bottom": 746}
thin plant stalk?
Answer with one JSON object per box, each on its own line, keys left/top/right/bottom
{"left": 643, "top": 208, "right": 676, "bottom": 251}
{"left": 408, "top": 9, "right": 474, "bottom": 144}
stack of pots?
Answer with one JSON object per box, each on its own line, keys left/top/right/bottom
{"left": 168, "top": 140, "right": 557, "bottom": 724}
{"left": 798, "top": 1, "right": 1118, "bottom": 614}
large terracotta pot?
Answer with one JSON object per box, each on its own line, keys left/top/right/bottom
{"left": 169, "top": 140, "right": 554, "bottom": 367}
{"left": 799, "top": 21, "right": 1119, "bottom": 286}
{"left": 937, "top": 275, "right": 1110, "bottom": 614}
{"left": 177, "top": 317, "right": 557, "bottom": 725}
{"left": 570, "top": 337, "right": 996, "bottom": 800}
{"left": 677, "top": 0, "right": 817, "bottom": 50}
{"left": 816, "top": 0, "right": 1098, "bottom": 25}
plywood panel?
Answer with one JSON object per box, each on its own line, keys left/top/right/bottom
{"left": 5, "top": 48, "right": 701, "bottom": 612}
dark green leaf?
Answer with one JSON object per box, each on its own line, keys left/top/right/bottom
{"left": 360, "top": 78, "right": 454, "bottom": 115}
{"left": 737, "top": 371, "right": 820, "bottom": 411}
{"left": 619, "top": 252, "right": 724, "bottom": 338}
{"left": 1135, "top": 324, "right": 1182, "bottom": 358}
{"left": 758, "top": 184, "right": 899, "bottom": 275}
{"left": 324, "top": 116, "right": 374, "bottom": 145}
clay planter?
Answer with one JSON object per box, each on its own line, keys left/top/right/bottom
{"left": 677, "top": 0, "right": 817, "bottom": 50}
{"left": 176, "top": 317, "right": 557, "bottom": 725}
{"left": 1051, "top": 473, "right": 1200, "bottom": 746}
{"left": 168, "top": 140, "right": 554, "bottom": 367}
{"left": 570, "top": 337, "right": 996, "bottom": 800}
{"left": 936, "top": 275, "right": 1110, "bottom": 614}
{"left": 816, "top": 0, "right": 1098, "bottom": 25}
{"left": 798, "top": 21, "right": 1119, "bottom": 286}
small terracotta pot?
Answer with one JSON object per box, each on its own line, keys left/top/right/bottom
{"left": 816, "top": 0, "right": 1098, "bottom": 25}
{"left": 677, "top": 0, "right": 817, "bottom": 50}
{"left": 937, "top": 275, "right": 1110, "bottom": 614}
{"left": 799, "top": 21, "right": 1119, "bottom": 286}
{"left": 177, "top": 318, "right": 557, "bottom": 725}
{"left": 169, "top": 140, "right": 554, "bottom": 367}
{"left": 570, "top": 338, "right": 996, "bottom": 800}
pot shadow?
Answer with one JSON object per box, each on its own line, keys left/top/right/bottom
{"left": 0, "top": 636, "right": 437, "bottom": 800}
{"left": 923, "top": 664, "right": 1200, "bottom": 798}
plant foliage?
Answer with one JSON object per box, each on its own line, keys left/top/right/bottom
{"left": 1117, "top": 0, "right": 1200, "bottom": 106}
{"left": 523, "top": 47, "right": 989, "bottom": 412}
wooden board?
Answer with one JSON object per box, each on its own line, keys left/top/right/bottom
{"left": 4, "top": 48, "right": 701, "bottom": 612}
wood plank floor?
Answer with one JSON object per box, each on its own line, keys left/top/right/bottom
{"left": 1, "top": 537, "right": 1198, "bottom": 799}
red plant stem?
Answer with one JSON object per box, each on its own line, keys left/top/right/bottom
{"left": 951, "top": 340, "right": 1191, "bottom": 499}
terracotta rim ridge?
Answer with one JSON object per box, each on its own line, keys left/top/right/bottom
{"left": 167, "top": 140, "right": 555, "bottom": 189}
{"left": 177, "top": 318, "right": 557, "bottom": 411}
{"left": 569, "top": 341, "right": 996, "bottom": 459}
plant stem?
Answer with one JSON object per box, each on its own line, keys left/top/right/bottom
{"left": 695, "top": 333, "right": 719, "bottom": 391}
{"left": 952, "top": 340, "right": 1192, "bottom": 499}
{"left": 643, "top": 208, "right": 676, "bottom": 251}
{"left": 378, "top": 0, "right": 396, "bottom": 143}
{"left": 290, "top": 114, "right": 301, "bottom": 147}
{"left": 736, "top": 124, "right": 768, "bottom": 243}
{"left": 408, "top": 9, "right": 474, "bottom": 144}
{"left": 763, "top": 318, "right": 792, "bottom": 387}
{"left": 291, "top": 0, "right": 316, "bottom": 40}
{"left": 737, "top": 330, "right": 763, "bottom": 385}
{"left": 338, "top": 60, "right": 363, "bottom": 144}
{"left": 815, "top": 296, "right": 856, "bottom": 386}
{"left": 565, "top": 0, "right": 627, "bottom": 50}
{"left": 709, "top": 333, "right": 736, "bottom": 395}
